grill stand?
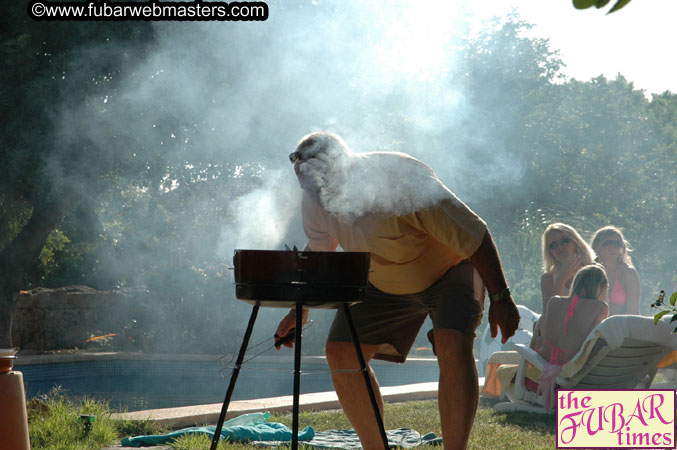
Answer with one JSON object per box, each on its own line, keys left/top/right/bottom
{"left": 209, "top": 302, "right": 390, "bottom": 450}
{"left": 209, "top": 304, "right": 259, "bottom": 450}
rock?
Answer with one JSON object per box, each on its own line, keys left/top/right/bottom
{"left": 12, "top": 286, "right": 148, "bottom": 351}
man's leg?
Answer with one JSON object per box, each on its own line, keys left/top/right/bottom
{"left": 434, "top": 328, "right": 478, "bottom": 450}
{"left": 326, "top": 340, "right": 385, "bottom": 450}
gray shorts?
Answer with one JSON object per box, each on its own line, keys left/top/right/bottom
{"left": 327, "top": 260, "right": 485, "bottom": 363}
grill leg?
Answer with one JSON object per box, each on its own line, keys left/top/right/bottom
{"left": 342, "top": 303, "right": 390, "bottom": 450}
{"left": 210, "top": 305, "right": 259, "bottom": 450}
{"left": 291, "top": 302, "right": 303, "bottom": 450}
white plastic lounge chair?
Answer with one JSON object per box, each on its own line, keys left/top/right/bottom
{"left": 494, "top": 315, "right": 677, "bottom": 413}
{"left": 477, "top": 304, "right": 539, "bottom": 376}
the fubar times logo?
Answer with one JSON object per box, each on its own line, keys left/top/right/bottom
{"left": 556, "top": 390, "right": 676, "bottom": 448}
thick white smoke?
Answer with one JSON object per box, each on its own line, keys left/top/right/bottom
{"left": 217, "top": 168, "right": 300, "bottom": 256}
{"left": 299, "top": 148, "right": 451, "bottom": 221}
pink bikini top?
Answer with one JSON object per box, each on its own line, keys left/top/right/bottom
{"left": 542, "top": 295, "right": 580, "bottom": 366}
{"left": 609, "top": 267, "right": 627, "bottom": 306}
{"left": 538, "top": 295, "right": 582, "bottom": 411}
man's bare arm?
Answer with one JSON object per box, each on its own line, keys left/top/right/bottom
{"left": 470, "top": 230, "right": 520, "bottom": 344}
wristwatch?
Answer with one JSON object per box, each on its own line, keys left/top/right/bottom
{"left": 489, "top": 288, "right": 511, "bottom": 303}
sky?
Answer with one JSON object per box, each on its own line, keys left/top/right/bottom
{"left": 469, "top": 0, "right": 677, "bottom": 95}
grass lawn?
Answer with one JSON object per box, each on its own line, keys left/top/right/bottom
{"left": 29, "top": 391, "right": 563, "bottom": 449}
{"left": 169, "top": 398, "right": 558, "bottom": 449}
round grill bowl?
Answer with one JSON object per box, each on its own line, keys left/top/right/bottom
{"left": 233, "top": 249, "right": 370, "bottom": 308}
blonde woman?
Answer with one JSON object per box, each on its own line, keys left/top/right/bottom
{"left": 540, "top": 223, "right": 596, "bottom": 314}
{"left": 531, "top": 223, "right": 595, "bottom": 351}
{"left": 590, "top": 226, "right": 640, "bottom": 315}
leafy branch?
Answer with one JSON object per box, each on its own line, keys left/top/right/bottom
{"left": 652, "top": 290, "right": 677, "bottom": 332}
{"left": 573, "top": 0, "right": 632, "bottom": 14}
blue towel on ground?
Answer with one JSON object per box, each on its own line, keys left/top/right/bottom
{"left": 120, "top": 412, "right": 315, "bottom": 447}
{"left": 254, "top": 428, "right": 443, "bottom": 449}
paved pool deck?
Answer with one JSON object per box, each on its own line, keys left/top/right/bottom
{"left": 112, "top": 380, "right": 462, "bottom": 428}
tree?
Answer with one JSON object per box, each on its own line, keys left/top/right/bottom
{"left": 438, "top": 15, "right": 675, "bottom": 313}
{"left": 0, "top": 4, "right": 156, "bottom": 346}
{"left": 573, "top": 0, "right": 632, "bottom": 14}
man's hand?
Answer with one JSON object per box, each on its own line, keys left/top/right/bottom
{"left": 470, "top": 230, "right": 521, "bottom": 344}
{"left": 274, "top": 308, "right": 309, "bottom": 349}
{"left": 488, "top": 298, "right": 520, "bottom": 344}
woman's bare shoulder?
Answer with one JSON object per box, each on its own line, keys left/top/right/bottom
{"left": 544, "top": 295, "right": 567, "bottom": 310}
{"left": 620, "top": 263, "right": 638, "bottom": 276}
{"left": 618, "top": 264, "right": 640, "bottom": 282}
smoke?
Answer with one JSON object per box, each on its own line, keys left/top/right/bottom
{"left": 217, "top": 168, "right": 300, "bottom": 255}
{"left": 68, "top": 0, "right": 526, "bottom": 241}
{"left": 34, "top": 0, "right": 543, "bottom": 356}
{"left": 295, "top": 141, "right": 453, "bottom": 221}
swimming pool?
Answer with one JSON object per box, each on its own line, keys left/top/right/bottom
{"left": 16, "top": 354, "right": 439, "bottom": 412}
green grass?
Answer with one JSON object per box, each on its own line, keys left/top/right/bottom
{"left": 470, "top": 398, "right": 556, "bottom": 449}
{"left": 168, "top": 398, "right": 557, "bottom": 450}
{"left": 27, "top": 391, "right": 560, "bottom": 449}
{"left": 27, "top": 388, "right": 167, "bottom": 450}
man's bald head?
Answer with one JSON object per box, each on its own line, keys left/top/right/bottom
{"left": 290, "top": 131, "right": 351, "bottom": 164}
{"left": 290, "top": 131, "right": 450, "bottom": 220}
{"left": 289, "top": 131, "right": 352, "bottom": 193}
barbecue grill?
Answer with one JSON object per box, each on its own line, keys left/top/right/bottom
{"left": 233, "top": 249, "right": 370, "bottom": 308}
{"left": 210, "top": 249, "right": 390, "bottom": 450}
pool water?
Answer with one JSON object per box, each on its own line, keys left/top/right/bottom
{"left": 17, "top": 356, "right": 439, "bottom": 412}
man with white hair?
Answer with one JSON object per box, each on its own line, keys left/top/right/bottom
{"left": 275, "top": 131, "right": 520, "bottom": 450}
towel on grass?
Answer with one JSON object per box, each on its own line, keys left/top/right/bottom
{"left": 254, "top": 428, "right": 443, "bottom": 449}
{"left": 120, "top": 412, "right": 314, "bottom": 447}
{"left": 120, "top": 411, "right": 441, "bottom": 449}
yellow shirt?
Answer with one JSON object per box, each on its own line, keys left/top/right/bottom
{"left": 302, "top": 189, "right": 487, "bottom": 295}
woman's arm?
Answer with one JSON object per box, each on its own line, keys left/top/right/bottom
{"left": 597, "top": 301, "right": 610, "bottom": 324}
{"left": 532, "top": 295, "right": 560, "bottom": 351}
{"left": 541, "top": 273, "right": 555, "bottom": 314}
{"left": 622, "top": 266, "right": 641, "bottom": 315}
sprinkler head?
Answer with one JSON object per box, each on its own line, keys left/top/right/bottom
{"left": 79, "top": 415, "right": 96, "bottom": 434}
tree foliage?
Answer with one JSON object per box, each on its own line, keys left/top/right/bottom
{"left": 573, "top": 0, "right": 632, "bottom": 14}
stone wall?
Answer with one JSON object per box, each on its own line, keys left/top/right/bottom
{"left": 11, "top": 286, "right": 147, "bottom": 351}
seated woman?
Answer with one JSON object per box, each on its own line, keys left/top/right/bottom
{"left": 590, "top": 226, "right": 641, "bottom": 315}
{"left": 540, "top": 223, "right": 596, "bottom": 313}
{"left": 536, "top": 264, "right": 610, "bottom": 408}
{"left": 531, "top": 223, "right": 595, "bottom": 350}
{"left": 500, "top": 264, "right": 609, "bottom": 410}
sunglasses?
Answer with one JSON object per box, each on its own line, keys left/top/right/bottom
{"left": 601, "top": 239, "right": 624, "bottom": 248}
{"left": 548, "top": 236, "right": 572, "bottom": 250}
{"left": 289, "top": 151, "right": 318, "bottom": 164}
{"left": 289, "top": 151, "right": 302, "bottom": 163}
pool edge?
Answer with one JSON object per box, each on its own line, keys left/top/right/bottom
{"left": 111, "top": 381, "right": 451, "bottom": 429}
